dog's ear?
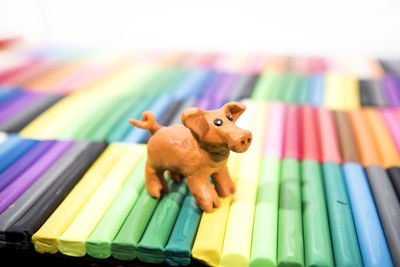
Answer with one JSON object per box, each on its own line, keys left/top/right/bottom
{"left": 181, "top": 107, "right": 209, "bottom": 139}
{"left": 221, "top": 102, "right": 246, "bottom": 122}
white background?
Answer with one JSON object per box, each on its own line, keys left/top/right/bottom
{"left": 0, "top": 0, "right": 399, "bottom": 58}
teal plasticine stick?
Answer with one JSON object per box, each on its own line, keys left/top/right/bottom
{"left": 322, "top": 162, "right": 363, "bottom": 267}
{"left": 164, "top": 193, "right": 202, "bottom": 266}
{"left": 301, "top": 160, "right": 334, "bottom": 267}
{"left": 250, "top": 157, "right": 281, "bottom": 267}
{"left": 136, "top": 181, "right": 188, "bottom": 264}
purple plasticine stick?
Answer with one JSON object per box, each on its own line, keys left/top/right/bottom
{"left": 196, "top": 72, "right": 226, "bottom": 110}
{"left": 0, "top": 140, "right": 73, "bottom": 214}
{"left": 0, "top": 92, "right": 43, "bottom": 123}
{"left": 211, "top": 73, "right": 239, "bottom": 109}
{"left": 382, "top": 74, "right": 400, "bottom": 107}
{"left": 0, "top": 140, "right": 55, "bottom": 192}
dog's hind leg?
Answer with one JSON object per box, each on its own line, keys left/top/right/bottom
{"left": 145, "top": 159, "right": 170, "bottom": 198}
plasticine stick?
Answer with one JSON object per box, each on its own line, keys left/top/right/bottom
{"left": 342, "top": 75, "right": 360, "bottom": 109}
{"left": 262, "top": 102, "right": 286, "bottom": 158}
{"left": 321, "top": 162, "right": 363, "bottom": 266}
{"left": 0, "top": 94, "right": 62, "bottom": 132}
{"left": 297, "top": 76, "right": 311, "bottom": 104}
{"left": 190, "top": 155, "right": 241, "bottom": 267}
{"left": 32, "top": 143, "right": 129, "bottom": 254}
{"left": 301, "top": 160, "right": 334, "bottom": 267}
{"left": 0, "top": 137, "right": 37, "bottom": 173}
{"left": 347, "top": 109, "right": 381, "bottom": 166}
{"left": 277, "top": 158, "right": 304, "bottom": 267}
{"left": 163, "top": 192, "right": 202, "bottom": 266}
{"left": 58, "top": 145, "right": 146, "bottom": 257}
{"left": 309, "top": 74, "right": 325, "bottom": 106}
{"left": 111, "top": 180, "right": 165, "bottom": 261}
{"left": 364, "top": 108, "right": 400, "bottom": 168}
{"left": 0, "top": 92, "right": 43, "bottom": 123}
{"left": 228, "top": 74, "right": 259, "bottom": 100}
{"left": 342, "top": 163, "right": 393, "bottom": 267}
{"left": 57, "top": 67, "right": 153, "bottom": 139}
{"left": 219, "top": 153, "right": 261, "bottom": 267}
{"left": 0, "top": 140, "right": 73, "bottom": 214}
{"left": 85, "top": 155, "right": 146, "bottom": 259}
{"left": 336, "top": 111, "right": 393, "bottom": 266}
{"left": 365, "top": 166, "right": 400, "bottom": 266}
{"left": 19, "top": 64, "right": 132, "bottom": 138}
{"left": 250, "top": 157, "right": 281, "bottom": 267}
{"left": 136, "top": 181, "right": 188, "bottom": 264}
{"left": 251, "top": 72, "right": 278, "bottom": 100}
{"left": 380, "top": 109, "right": 400, "bottom": 160}
{"left": 324, "top": 72, "right": 344, "bottom": 110}
{"left": 277, "top": 104, "right": 304, "bottom": 267}
{"left": 6, "top": 141, "right": 106, "bottom": 249}
{"left": 0, "top": 141, "right": 90, "bottom": 230}
{"left": 0, "top": 140, "right": 54, "bottom": 192}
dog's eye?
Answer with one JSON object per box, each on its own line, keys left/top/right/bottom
{"left": 214, "top": 118, "right": 223, "bottom": 126}
{"left": 226, "top": 114, "right": 233, "bottom": 121}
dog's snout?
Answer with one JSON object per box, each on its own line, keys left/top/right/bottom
{"left": 230, "top": 130, "right": 252, "bottom": 153}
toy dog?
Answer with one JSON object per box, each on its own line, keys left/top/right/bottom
{"left": 129, "top": 102, "right": 252, "bottom": 212}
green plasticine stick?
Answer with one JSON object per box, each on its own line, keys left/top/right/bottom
{"left": 136, "top": 181, "right": 188, "bottom": 264}
{"left": 85, "top": 155, "right": 146, "bottom": 259}
{"left": 111, "top": 181, "right": 164, "bottom": 261}
{"left": 301, "top": 160, "right": 334, "bottom": 267}
{"left": 251, "top": 72, "right": 278, "bottom": 100}
{"left": 297, "top": 76, "right": 311, "bottom": 104}
{"left": 106, "top": 69, "right": 180, "bottom": 143}
{"left": 282, "top": 74, "right": 301, "bottom": 103}
{"left": 250, "top": 157, "right": 281, "bottom": 267}
{"left": 277, "top": 158, "right": 304, "bottom": 267}
{"left": 321, "top": 162, "right": 363, "bottom": 267}
{"left": 273, "top": 72, "right": 291, "bottom": 101}
{"left": 106, "top": 96, "right": 154, "bottom": 143}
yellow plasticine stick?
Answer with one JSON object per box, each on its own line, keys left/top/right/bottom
{"left": 324, "top": 72, "right": 344, "bottom": 110}
{"left": 27, "top": 66, "right": 143, "bottom": 139}
{"left": 32, "top": 143, "right": 129, "bottom": 254}
{"left": 220, "top": 153, "right": 261, "bottom": 267}
{"left": 343, "top": 75, "right": 360, "bottom": 110}
{"left": 191, "top": 154, "right": 241, "bottom": 267}
{"left": 19, "top": 90, "right": 88, "bottom": 137}
{"left": 247, "top": 101, "right": 268, "bottom": 156}
{"left": 58, "top": 144, "right": 146, "bottom": 257}
{"left": 19, "top": 64, "right": 131, "bottom": 137}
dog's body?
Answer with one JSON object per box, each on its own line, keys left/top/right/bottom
{"left": 129, "top": 102, "right": 252, "bottom": 212}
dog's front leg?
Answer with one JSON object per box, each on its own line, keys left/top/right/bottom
{"left": 211, "top": 166, "right": 236, "bottom": 197}
{"left": 186, "top": 174, "right": 220, "bottom": 213}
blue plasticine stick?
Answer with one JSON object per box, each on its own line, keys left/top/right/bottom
{"left": 310, "top": 74, "right": 325, "bottom": 106}
{"left": 342, "top": 162, "right": 393, "bottom": 267}
{"left": 123, "top": 94, "right": 174, "bottom": 143}
{"left": 173, "top": 70, "right": 214, "bottom": 100}
{"left": 0, "top": 138, "right": 38, "bottom": 173}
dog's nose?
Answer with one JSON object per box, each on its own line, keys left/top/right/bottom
{"left": 238, "top": 131, "right": 252, "bottom": 152}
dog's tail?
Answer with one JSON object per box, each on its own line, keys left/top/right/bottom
{"left": 129, "top": 111, "right": 162, "bottom": 135}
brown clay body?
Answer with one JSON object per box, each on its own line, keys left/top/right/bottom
{"left": 129, "top": 102, "right": 252, "bottom": 212}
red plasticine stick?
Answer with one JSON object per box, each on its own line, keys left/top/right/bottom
{"left": 301, "top": 105, "right": 321, "bottom": 162}
{"left": 283, "top": 104, "right": 301, "bottom": 160}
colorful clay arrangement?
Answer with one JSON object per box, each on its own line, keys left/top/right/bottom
{"left": 0, "top": 45, "right": 399, "bottom": 267}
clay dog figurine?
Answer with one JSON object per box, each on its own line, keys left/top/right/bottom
{"left": 129, "top": 102, "right": 252, "bottom": 212}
